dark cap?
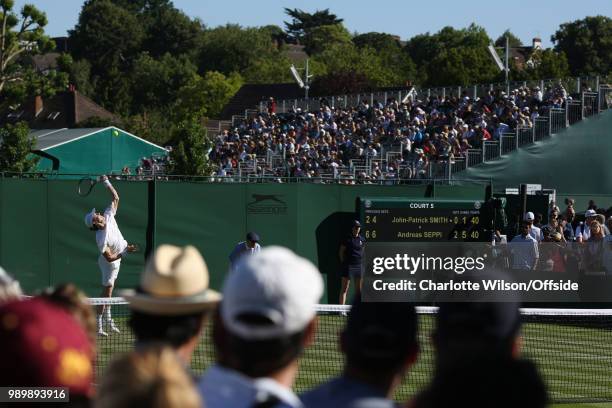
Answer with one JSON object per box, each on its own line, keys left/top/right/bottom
{"left": 246, "top": 232, "right": 260, "bottom": 242}
{"left": 435, "top": 302, "right": 521, "bottom": 349}
{"left": 352, "top": 220, "right": 361, "bottom": 227}
{"left": 343, "top": 298, "right": 418, "bottom": 368}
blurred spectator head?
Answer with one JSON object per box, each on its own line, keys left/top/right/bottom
{"left": 0, "top": 266, "right": 22, "bottom": 304}
{"left": 342, "top": 298, "right": 419, "bottom": 380}
{"left": 215, "top": 246, "right": 323, "bottom": 378}
{"left": 122, "top": 245, "right": 221, "bottom": 364}
{"left": 412, "top": 356, "right": 547, "bottom": 408}
{"left": 95, "top": 345, "right": 201, "bottom": 408}
{"left": 41, "top": 283, "right": 96, "bottom": 345}
{"left": 433, "top": 301, "right": 522, "bottom": 361}
{"left": 0, "top": 297, "right": 94, "bottom": 403}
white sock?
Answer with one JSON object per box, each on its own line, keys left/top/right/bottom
{"left": 97, "top": 314, "right": 103, "bottom": 326}
{"left": 105, "top": 306, "right": 112, "bottom": 322}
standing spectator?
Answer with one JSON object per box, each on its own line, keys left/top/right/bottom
{"left": 267, "top": 97, "right": 276, "bottom": 115}
{"left": 302, "top": 299, "right": 419, "bottom": 408}
{"left": 339, "top": 220, "right": 366, "bottom": 307}
{"left": 510, "top": 221, "right": 539, "bottom": 271}
{"left": 199, "top": 246, "right": 323, "bottom": 408}
{"left": 228, "top": 231, "right": 261, "bottom": 271}
{"left": 0, "top": 266, "right": 22, "bottom": 304}
{"left": 121, "top": 245, "right": 221, "bottom": 367}
{"left": 576, "top": 209, "right": 598, "bottom": 243}
{"left": 96, "top": 345, "right": 201, "bottom": 408}
{"left": 524, "top": 212, "right": 542, "bottom": 242}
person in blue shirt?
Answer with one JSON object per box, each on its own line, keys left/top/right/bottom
{"left": 301, "top": 299, "right": 419, "bottom": 408}
{"left": 339, "top": 221, "right": 366, "bottom": 306}
{"left": 228, "top": 232, "right": 261, "bottom": 271}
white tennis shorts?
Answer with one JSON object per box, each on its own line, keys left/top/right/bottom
{"left": 98, "top": 255, "right": 120, "bottom": 287}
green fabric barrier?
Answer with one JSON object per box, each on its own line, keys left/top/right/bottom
{"left": 458, "top": 110, "right": 612, "bottom": 195}
{"left": 1, "top": 179, "right": 488, "bottom": 300}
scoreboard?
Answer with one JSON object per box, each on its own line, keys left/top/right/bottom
{"left": 359, "top": 198, "right": 490, "bottom": 242}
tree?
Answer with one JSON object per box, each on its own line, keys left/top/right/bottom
{"left": 404, "top": 24, "right": 498, "bottom": 86}
{"left": 69, "top": 0, "right": 145, "bottom": 73}
{"left": 0, "top": 1, "right": 54, "bottom": 95}
{"left": 302, "top": 24, "right": 351, "bottom": 55}
{"left": 494, "top": 30, "right": 523, "bottom": 48}
{"left": 198, "top": 25, "right": 280, "bottom": 76}
{"left": 173, "top": 71, "right": 243, "bottom": 120}
{"left": 168, "top": 119, "right": 214, "bottom": 176}
{"left": 129, "top": 52, "right": 197, "bottom": 113}
{"left": 284, "top": 8, "right": 343, "bottom": 42}
{"left": 552, "top": 16, "right": 612, "bottom": 76}
{"left": 526, "top": 49, "right": 570, "bottom": 79}
{"left": 353, "top": 32, "right": 401, "bottom": 50}
{"left": 140, "top": 6, "right": 205, "bottom": 59}
{"left": 0, "top": 122, "right": 38, "bottom": 172}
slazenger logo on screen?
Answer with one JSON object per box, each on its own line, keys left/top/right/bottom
{"left": 247, "top": 194, "right": 288, "bottom": 215}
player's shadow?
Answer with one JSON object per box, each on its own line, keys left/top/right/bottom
{"left": 316, "top": 212, "right": 356, "bottom": 304}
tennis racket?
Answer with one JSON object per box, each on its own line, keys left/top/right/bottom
{"left": 77, "top": 177, "right": 97, "bottom": 197}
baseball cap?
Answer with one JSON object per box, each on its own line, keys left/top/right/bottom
{"left": 524, "top": 212, "right": 535, "bottom": 221}
{"left": 221, "top": 246, "right": 323, "bottom": 340}
{"left": 0, "top": 297, "right": 94, "bottom": 396}
{"left": 84, "top": 208, "right": 96, "bottom": 228}
{"left": 435, "top": 301, "right": 521, "bottom": 346}
{"left": 246, "top": 231, "right": 260, "bottom": 242}
{"left": 585, "top": 209, "right": 597, "bottom": 218}
{"left": 352, "top": 220, "right": 361, "bottom": 227}
{"left": 344, "top": 298, "right": 418, "bottom": 364}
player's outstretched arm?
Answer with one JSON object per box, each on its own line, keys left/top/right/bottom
{"left": 100, "top": 175, "right": 120, "bottom": 212}
{"left": 102, "top": 244, "right": 138, "bottom": 262}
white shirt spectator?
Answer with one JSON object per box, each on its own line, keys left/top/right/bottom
{"left": 510, "top": 234, "right": 539, "bottom": 270}
{"left": 199, "top": 363, "right": 303, "bottom": 408}
{"left": 529, "top": 225, "right": 543, "bottom": 242}
{"left": 575, "top": 223, "right": 591, "bottom": 241}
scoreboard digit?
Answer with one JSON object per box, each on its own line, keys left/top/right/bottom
{"left": 360, "top": 198, "right": 489, "bottom": 242}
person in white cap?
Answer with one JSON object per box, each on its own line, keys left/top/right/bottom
{"left": 84, "top": 175, "right": 138, "bottom": 336}
{"left": 199, "top": 246, "right": 323, "bottom": 408}
{"left": 524, "top": 212, "right": 542, "bottom": 242}
{"left": 576, "top": 209, "right": 598, "bottom": 243}
{"left": 0, "top": 266, "right": 22, "bottom": 304}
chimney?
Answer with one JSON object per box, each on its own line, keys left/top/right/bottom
{"left": 28, "top": 95, "right": 43, "bottom": 117}
{"left": 532, "top": 37, "right": 542, "bottom": 50}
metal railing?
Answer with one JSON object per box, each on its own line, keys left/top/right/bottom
{"left": 500, "top": 133, "right": 516, "bottom": 155}
{"left": 483, "top": 141, "right": 500, "bottom": 162}
{"left": 534, "top": 117, "right": 550, "bottom": 141}
{"left": 517, "top": 126, "right": 534, "bottom": 148}
{"left": 582, "top": 92, "right": 598, "bottom": 118}
{"left": 549, "top": 108, "right": 566, "bottom": 134}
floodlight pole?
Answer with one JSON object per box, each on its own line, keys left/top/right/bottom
{"left": 305, "top": 59, "right": 310, "bottom": 100}
{"left": 505, "top": 36, "right": 509, "bottom": 94}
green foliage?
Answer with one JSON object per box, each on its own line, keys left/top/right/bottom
{"left": 57, "top": 55, "right": 96, "bottom": 96}
{"left": 0, "top": 122, "right": 39, "bottom": 172}
{"left": 525, "top": 49, "right": 570, "bottom": 79}
{"left": 168, "top": 119, "right": 214, "bottom": 176}
{"left": 198, "top": 24, "right": 281, "bottom": 76}
{"left": 129, "top": 53, "right": 197, "bottom": 113}
{"left": 283, "top": 8, "right": 343, "bottom": 42}
{"left": 552, "top": 16, "right": 612, "bottom": 76}
{"left": 495, "top": 30, "right": 523, "bottom": 48}
{"left": 0, "top": 0, "right": 54, "bottom": 100}
{"left": 69, "top": 0, "right": 145, "bottom": 73}
{"left": 125, "top": 110, "right": 177, "bottom": 146}
{"left": 241, "top": 52, "right": 293, "bottom": 84}
{"left": 173, "top": 71, "right": 243, "bottom": 120}
{"left": 404, "top": 24, "right": 498, "bottom": 86}
{"left": 302, "top": 24, "right": 351, "bottom": 55}
{"left": 353, "top": 32, "right": 401, "bottom": 50}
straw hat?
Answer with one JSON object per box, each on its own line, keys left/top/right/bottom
{"left": 121, "top": 245, "right": 221, "bottom": 315}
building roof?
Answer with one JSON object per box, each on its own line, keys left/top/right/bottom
{"left": 30, "top": 127, "right": 167, "bottom": 152}
{"left": 1, "top": 90, "right": 119, "bottom": 129}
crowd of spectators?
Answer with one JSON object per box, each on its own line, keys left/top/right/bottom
{"left": 210, "top": 83, "right": 572, "bottom": 182}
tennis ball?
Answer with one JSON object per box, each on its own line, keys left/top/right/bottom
{"left": 112, "top": 129, "right": 119, "bottom": 137}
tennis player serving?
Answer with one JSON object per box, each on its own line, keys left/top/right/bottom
{"left": 84, "top": 175, "right": 138, "bottom": 336}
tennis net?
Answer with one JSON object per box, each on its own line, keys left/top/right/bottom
{"left": 91, "top": 298, "right": 612, "bottom": 403}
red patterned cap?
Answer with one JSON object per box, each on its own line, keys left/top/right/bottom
{"left": 0, "top": 297, "right": 94, "bottom": 396}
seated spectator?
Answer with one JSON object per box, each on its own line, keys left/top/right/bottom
{"left": 121, "top": 245, "right": 221, "bottom": 367}
{"left": 301, "top": 298, "right": 419, "bottom": 408}
{"left": 199, "top": 246, "right": 323, "bottom": 408}
{"left": 0, "top": 265, "right": 22, "bottom": 304}
{"left": 576, "top": 209, "right": 598, "bottom": 243}
{"left": 0, "top": 297, "right": 95, "bottom": 407}
{"left": 95, "top": 345, "right": 201, "bottom": 408}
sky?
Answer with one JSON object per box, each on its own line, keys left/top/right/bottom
{"left": 13, "top": 0, "right": 612, "bottom": 48}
